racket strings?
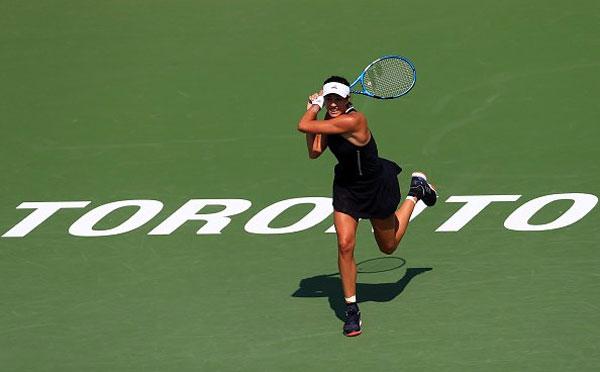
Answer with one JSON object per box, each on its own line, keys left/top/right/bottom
{"left": 363, "top": 58, "right": 414, "bottom": 98}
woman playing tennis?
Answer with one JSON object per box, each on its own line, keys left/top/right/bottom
{"left": 297, "top": 76, "right": 437, "bottom": 337}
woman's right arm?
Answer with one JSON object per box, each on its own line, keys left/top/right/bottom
{"left": 303, "top": 91, "right": 328, "bottom": 159}
{"left": 306, "top": 132, "right": 328, "bottom": 159}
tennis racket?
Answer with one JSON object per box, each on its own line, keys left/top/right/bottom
{"left": 350, "top": 55, "right": 416, "bottom": 99}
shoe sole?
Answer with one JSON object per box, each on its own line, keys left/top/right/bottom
{"left": 343, "top": 320, "right": 363, "bottom": 337}
{"left": 413, "top": 171, "right": 438, "bottom": 207}
{"left": 411, "top": 171, "right": 428, "bottom": 180}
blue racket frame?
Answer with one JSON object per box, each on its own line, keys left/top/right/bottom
{"left": 349, "top": 55, "right": 417, "bottom": 99}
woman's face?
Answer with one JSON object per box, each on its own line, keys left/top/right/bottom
{"left": 325, "top": 94, "right": 350, "bottom": 117}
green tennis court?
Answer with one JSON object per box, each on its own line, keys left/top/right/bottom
{"left": 1, "top": 1, "right": 599, "bottom": 370}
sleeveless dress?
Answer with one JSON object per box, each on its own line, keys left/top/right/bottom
{"left": 327, "top": 106, "right": 402, "bottom": 219}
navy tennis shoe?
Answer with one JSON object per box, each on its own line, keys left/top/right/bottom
{"left": 343, "top": 303, "right": 362, "bottom": 337}
{"left": 408, "top": 172, "right": 437, "bottom": 206}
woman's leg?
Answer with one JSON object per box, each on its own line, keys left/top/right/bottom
{"left": 371, "top": 171, "right": 438, "bottom": 254}
{"left": 334, "top": 211, "right": 364, "bottom": 337}
{"left": 370, "top": 198, "right": 417, "bottom": 255}
{"left": 334, "top": 210, "right": 359, "bottom": 300}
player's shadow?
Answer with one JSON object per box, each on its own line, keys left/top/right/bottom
{"left": 291, "top": 267, "right": 432, "bottom": 321}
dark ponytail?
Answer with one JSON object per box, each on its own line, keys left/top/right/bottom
{"left": 323, "top": 76, "right": 350, "bottom": 86}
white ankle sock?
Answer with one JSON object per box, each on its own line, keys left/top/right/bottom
{"left": 406, "top": 195, "right": 418, "bottom": 204}
{"left": 345, "top": 295, "right": 356, "bottom": 304}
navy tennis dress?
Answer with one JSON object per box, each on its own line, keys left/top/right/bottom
{"left": 327, "top": 106, "right": 402, "bottom": 219}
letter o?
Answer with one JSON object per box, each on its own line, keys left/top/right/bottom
{"left": 69, "top": 200, "right": 163, "bottom": 237}
{"left": 504, "top": 193, "right": 597, "bottom": 231}
{"left": 245, "top": 197, "right": 333, "bottom": 234}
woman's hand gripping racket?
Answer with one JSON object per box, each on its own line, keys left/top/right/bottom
{"left": 350, "top": 55, "right": 416, "bottom": 99}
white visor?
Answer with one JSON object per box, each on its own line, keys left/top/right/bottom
{"left": 322, "top": 82, "right": 350, "bottom": 98}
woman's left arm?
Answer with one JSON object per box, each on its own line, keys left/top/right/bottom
{"left": 297, "top": 108, "right": 358, "bottom": 135}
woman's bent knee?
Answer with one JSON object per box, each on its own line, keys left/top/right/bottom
{"left": 378, "top": 241, "right": 398, "bottom": 255}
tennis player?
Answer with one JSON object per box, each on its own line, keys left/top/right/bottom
{"left": 297, "top": 76, "right": 437, "bottom": 337}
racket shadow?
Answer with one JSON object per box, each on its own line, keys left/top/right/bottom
{"left": 291, "top": 266, "right": 432, "bottom": 322}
